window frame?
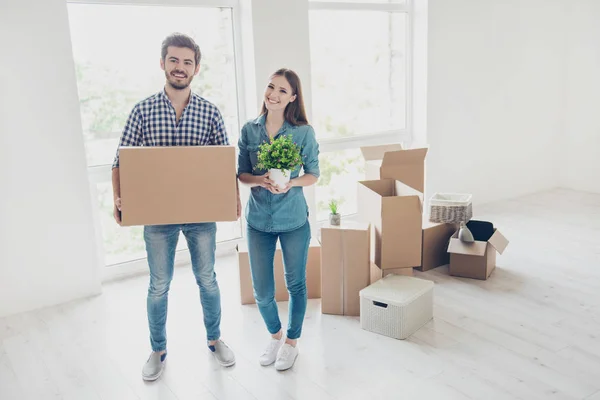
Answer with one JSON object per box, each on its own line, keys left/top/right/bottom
{"left": 308, "top": 0, "right": 413, "bottom": 222}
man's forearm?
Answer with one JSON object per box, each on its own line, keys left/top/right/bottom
{"left": 112, "top": 167, "right": 121, "bottom": 200}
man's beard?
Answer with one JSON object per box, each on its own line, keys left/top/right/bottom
{"left": 165, "top": 70, "right": 193, "bottom": 90}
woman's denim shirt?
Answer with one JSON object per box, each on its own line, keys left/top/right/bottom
{"left": 237, "top": 115, "right": 320, "bottom": 233}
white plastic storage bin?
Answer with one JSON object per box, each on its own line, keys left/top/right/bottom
{"left": 359, "top": 274, "right": 433, "bottom": 340}
{"left": 429, "top": 192, "right": 473, "bottom": 224}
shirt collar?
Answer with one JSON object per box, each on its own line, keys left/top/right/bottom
{"left": 252, "top": 114, "right": 266, "bottom": 125}
{"left": 159, "top": 87, "right": 195, "bottom": 106}
{"left": 253, "top": 114, "right": 292, "bottom": 133}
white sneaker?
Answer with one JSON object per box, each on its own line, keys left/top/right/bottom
{"left": 274, "top": 343, "right": 298, "bottom": 371}
{"left": 259, "top": 336, "right": 285, "bottom": 366}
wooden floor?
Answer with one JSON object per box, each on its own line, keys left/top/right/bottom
{"left": 1, "top": 188, "right": 600, "bottom": 400}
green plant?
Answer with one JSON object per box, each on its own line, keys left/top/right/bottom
{"left": 328, "top": 199, "right": 339, "bottom": 215}
{"left": 255, "top": 135, "right": 302, "bottom": 174}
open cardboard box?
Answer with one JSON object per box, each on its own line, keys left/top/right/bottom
{"left": 358, "top": 179, "right": 423, "bottom": 270}
{"left": 447, "top": 228, "right": 509, "bottom": 280}
{"left": 360, "top": 144, "right": 428, "bottom": 192}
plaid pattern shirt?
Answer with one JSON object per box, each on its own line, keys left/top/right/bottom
{"left": 112, "top": 89, "right": 230, "bottom": 168}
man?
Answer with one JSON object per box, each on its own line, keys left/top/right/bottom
{"left": 111, "top": 33, "right": 240, "bottom": 381}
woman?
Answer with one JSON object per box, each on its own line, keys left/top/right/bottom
{"left": 237, "top": 68, "right": 320, "bottom": 371}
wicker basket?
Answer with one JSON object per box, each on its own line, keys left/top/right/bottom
{"left": 429, "top": 193, "right": 473, "bottom": 223}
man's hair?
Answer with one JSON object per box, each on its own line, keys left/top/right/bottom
{"left": 161, "top": 33, "right": 201, "bottom": 66}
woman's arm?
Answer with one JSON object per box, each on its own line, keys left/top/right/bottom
{"left": 289, "top": 173, "right": 318, "bottom": 187}
{"left": 239, "top": 172, "right": 274, "bottom": 188}
{"left": 274, "top": 126, "right": 320, "bottom": 193}
{"left": 237, "top": 126, "right": 277, "bottom": 191}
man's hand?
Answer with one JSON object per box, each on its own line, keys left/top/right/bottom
{"left": 237, "top": 195, "right": 242, "bottom": 219}
{"left": 113, "top": 197, "right": 122, "bottom": 225}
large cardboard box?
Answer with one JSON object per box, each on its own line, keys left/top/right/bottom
{"left": 418, "top": 219, "right": 458, "bottom": 271}
{"left": 119, "top": 146, "right": 237, "bottom": 226}
{"left": 320, "top": 222, "right": 371, "bottom": 316}
{"left": 447, "top": 229, "right": 509, "bottom": 280}
{"left": 360, "top": 144, "right": 428, "bottom": 192}
{"left": 358, "top": 179, "right": 423, "bottom": 269}
{"left": 370, "top": 262, "right": 413, "bottom": 285}
{"left": 237, "top": 239, "right": 321, "bottom": 305}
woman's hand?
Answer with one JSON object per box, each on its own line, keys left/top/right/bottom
{"left": 256, "top": 173, "right": 278, "bottom": 193}
{"left": 273, "top": 180, "right": 294, "bottom": 194}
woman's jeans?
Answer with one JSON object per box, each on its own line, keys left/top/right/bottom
{"left": 246, "top": 221, "right": 311, "bottom": 340}
{"left": 144, "top": 222, "right": 220, "bottom": 351}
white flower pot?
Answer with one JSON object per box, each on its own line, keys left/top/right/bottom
{"left": 269, "top": 168, "right": 291, "bottom": 189}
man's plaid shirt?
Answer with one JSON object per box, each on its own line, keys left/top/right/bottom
{"left": 112, "top": 89, "right": 230, "bottom": 168}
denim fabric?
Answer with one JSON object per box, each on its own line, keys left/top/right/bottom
{"left": 237, "top": 115, "right": 320, "bottom": 232}
{"left": 246, "top": 221, "right": 311, "bottom": 340}
{"left": 144, "top": 222, "right": 221, "bottom": 351}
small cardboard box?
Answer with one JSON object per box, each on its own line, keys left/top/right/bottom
{"left": 418, "top": 219, "right": 458, "bottom": 271}
{"left": 447, "top": 229, "right": 509, "bottom": 280}
{"left": 358, "top": 179, "right": 423, "bottom": 269}
{"left": 237, "top": 239, "right": 321, "bottom": 305}
{"left": 370, "top": 262, "right": 413, "bottom": 285}
{"left": 360, "top": 144, "right": 428, "bottom": 192}
{"left": 119, "top": 146, "right": 237, "bottom": 226}
{"left": 320, "top": 222, "right": 371, "bottom": 316}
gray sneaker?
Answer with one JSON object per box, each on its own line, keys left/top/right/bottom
{"left": 209, "top": 340, "right": 236, "bottom": 367}
{"left": 142, "top": 351, "right": 167, "bottom": 381}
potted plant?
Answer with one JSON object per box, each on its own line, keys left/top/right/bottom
{"left": 255, "top": 135, "right": 303, "bottom": 189}
{"left": 328, "top": 199, "right": 340, "bottom": 226}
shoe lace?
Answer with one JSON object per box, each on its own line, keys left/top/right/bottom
{"left": 278, "top": 345, "right": 290, "bottom": 360}
{"left": 263, "top": 339, "right": 280, "bottom": 356}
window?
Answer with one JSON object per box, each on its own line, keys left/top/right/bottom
{"left": 309, "top": 0, "right": 411, "bottom": 221}
{"left": 67, "top": 1, "right": 243, "bottom": 267}
{"left": 315, "top": 149, "right": 365, "bottom": 221}
{"left": 309, "top": 5, "right": 408, "bottom": 139}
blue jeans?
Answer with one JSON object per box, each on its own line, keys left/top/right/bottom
{"left": 246, "top": 221, "right": 311, "bottom": 340}
{"left": 144, "top": 223, "right": 220, "bottom": 351}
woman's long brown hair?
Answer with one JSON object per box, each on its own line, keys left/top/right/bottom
{"left": 260, "top": 68, "right": 309, "bottom": 126}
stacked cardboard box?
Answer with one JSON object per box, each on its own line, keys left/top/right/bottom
{"left": 357, "top": 179, "right": 423, "bottom": 271}
{"left": 317, "top": 144, "right": 457, "bottom": 316}
{"left": 320, "top": 222, "right": 370, "bottom": 316}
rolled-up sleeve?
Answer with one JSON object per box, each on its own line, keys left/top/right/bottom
{"left": 237, "top": 125, "right": 252, "bottom": 177}
{"left": 112, "top": 105, "right": 143, "bottom": 169}
{"left": 301, "top": 126, "right": 320, "bottom": 178}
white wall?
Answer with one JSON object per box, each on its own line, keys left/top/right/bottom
{"left": 250, "top": 0, "right": 313, "bottom": 120}
{"left": 563, "top": 0, "right": 600, "bottom": 194}
{"left": 425, "top": 0, "right": 566, "bottom": 205}
{"left": 0, "top": 0, "right": 101, "bottom": 318}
